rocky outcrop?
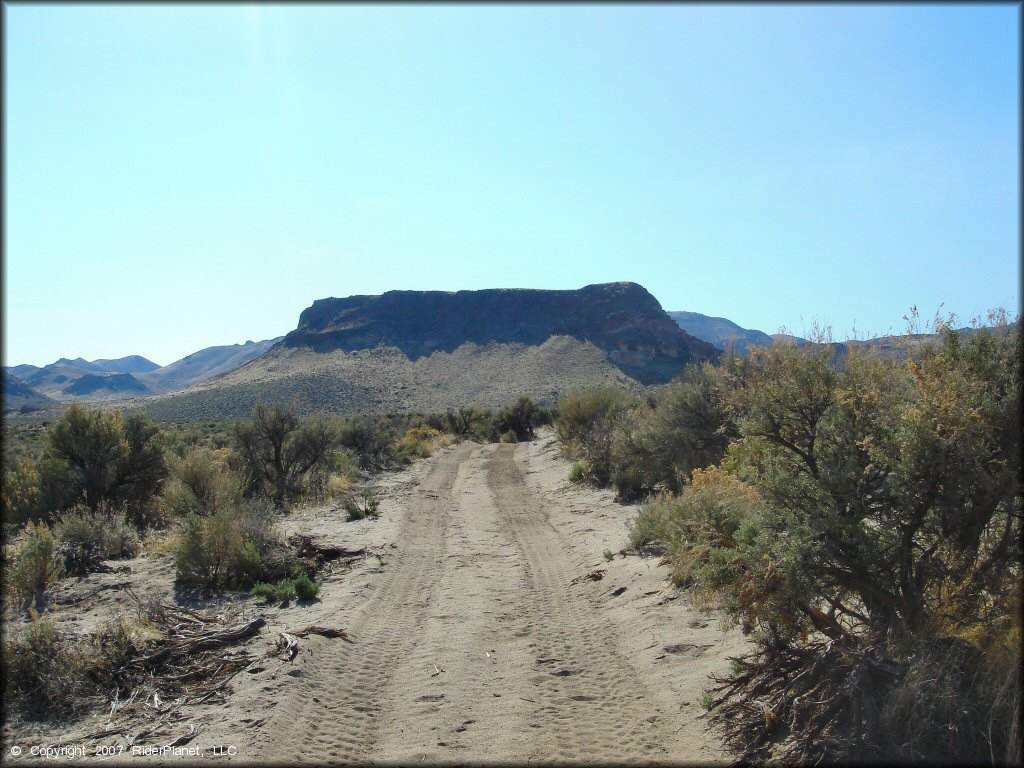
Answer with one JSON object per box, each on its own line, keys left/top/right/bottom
{"left": 282, "top": 282, "right": 717, "bottom": 384}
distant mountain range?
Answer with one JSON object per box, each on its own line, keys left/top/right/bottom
{"left": 139, "top": 283, "right": 718, "bottom": 420}
{"left": 667, "top": 310, "right": 995, "bottom": 360}
{"left": 3, "top": 338, "right": 282, "bottom": 413}
{"left": 667, "top": 312, "right": 772, "bottom": 356}
{"left": 4, "top": 288, "right": 1013, "bottom": 419}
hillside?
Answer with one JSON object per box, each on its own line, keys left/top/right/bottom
{"left": 89, "top": 355, "right": 160, "bottom": 374}
{"left": 61, "top": 372, "right": 150, "bottom": 398}
{"left": 135, "top": 283, "right": 718, "bottom": 420}
{"left": 138, "top": 338, "right": 282, "bottom": 393}
{"left": 668, "top": 311, "right": 772, "bottom": 356}
{"left": 2, "top": 371, "right": 56, "bottom": 413}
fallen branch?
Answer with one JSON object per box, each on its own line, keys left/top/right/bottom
{"left": 290, "top": 535, "right": 367, "bottom": 561}
{"left": 294, "top": 625, "right": 351, "bottom": 640}
{"left": 570, "top": 568, "right": 606, "bottom": 585}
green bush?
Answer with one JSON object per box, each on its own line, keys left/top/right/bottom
{"left": 556, "top": 387, "right": 635, "bottom": 486}
{"left": 7, "top": 522, "right": 63, "bottom": 601}
{"left": 1, "top": 458, "right": 42, "bottom": 526}
{"left": 292, "top": 572, "right": 320, "bottom": 600}
{"left": 630, "top": 362, "right": 734, "bottom": 494}
{"left": 497, "top": 396, "right": 538, "bottom": 442}
{"left": 53, "top": 505, "right": 140, "bottom": 574}
{"left": 251, "top": 578, "right": 297, "bottom": 604}
{"left": 162, "top": 447, "right": 242, "bottom": 518}
{"left": 698, "top": 322, "right": 1023, "bottom": 764}
{"left": 43, "top": 405, "right": 166, "bottom": 525}
{"left": 333, "top": 415, "right": 400, "bottom": 470}
{"left": 568, "top": 461, "right": 587, "bottom": 484}
{"left": 232, "top": 403, "right": 336, "bottom": 506}
{"left": 174, "top": 502, "right": 291, "bottom": 590}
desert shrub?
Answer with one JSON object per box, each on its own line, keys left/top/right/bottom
{"left": 627, "top": 492, "right": 677, "bottom": 550}
{"left": 533, "top": 404, "right": 558, "bottom": 428}
{"left": 497, "top": 396, "right": 538, "bottom": 442}
{"left": 697, "top": 321, "right": 1023, "bottom": 764}
{"left": 395, "top": 426, "right": 452, "bottom": 460}
{"left": 631, "top": 362, "right": 735, "bottom": 493}
{"left": 444, "top": 406, "right": 489, "bottom": 437}
{"left": 6, "top": 522, "right": 63, "bottom": 602}
{"left": 1, "top": 612, "right": 75, "bottom": 717}
{"left": 1, "top": 457, "right": 42, "bottom": 526}
{"left": 498, "top": 429, "right": 517, "bottom": 443}
{"left": 292, "top": 572, "right": 320, "bottom": 600}
{"left": 41, "top": 405, "right": 166, "bottom": 525}
{"left": 232, "top": 403, "right": 336, "bottom": 506}
{"left": 568, "top": 461, "right": 587, "bottom": 484}
{"left": 36, "top": 455, "right": 83, "bottom": 519}
{"left": 2, "top": 609, "right": 163, "bottom": 720}
{"left": 174, "top": 502, "right": 291, "bottom": 589}
{"left": 161, "top": 447, "right": 242, "bottom": 518}
{"left": 556, "top": 387, "right": 636, "bottom": 486}
{"left": 53, "top": 505, "right": 140, "bottom": 573}
{"left": 333, "top": 414, "right": 401, "bottom": 470}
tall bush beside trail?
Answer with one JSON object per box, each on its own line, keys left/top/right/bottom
{"left": 333, "top": 415, "right": 400, "bottom": 471}
{"left": 556, "top": 387, "right": 635, "bottom": 486}
{"left": 232, "top": 403, "right": 336, "bottom": 507}
{"left": 632, "top": 362, "right": 735, "bottom": 494}
{"left": 698, "top": 323, "right": 1022, "bottom": 764}
{"left": 497, "top": 396, "right": 539, "bottom": 442}
{"left": 41, "top": 405, "right": 167, "bottom": 526}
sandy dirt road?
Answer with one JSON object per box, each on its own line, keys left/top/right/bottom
{"left": 240, "top": 439, "right": 744, "bottom": 765}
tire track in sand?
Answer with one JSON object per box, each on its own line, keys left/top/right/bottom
{"left": 250, "top": 442, "right": 476, "bottom": 764}
{"left": 486, "top": 443, "right": 676, "bottom": 764}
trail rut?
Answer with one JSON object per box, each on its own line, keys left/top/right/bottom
{"left": 249, "top": 440, "right": 731, "bottom": 764}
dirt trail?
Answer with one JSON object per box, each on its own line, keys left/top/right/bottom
{"left": 247, "top": 440, "right": 742, "bottom": 765}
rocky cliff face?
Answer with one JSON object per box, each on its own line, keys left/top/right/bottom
{"left": 282, "top": 282, "right": 717, "bottom": 384}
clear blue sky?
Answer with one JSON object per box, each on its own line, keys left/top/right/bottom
{"left": 4, "top": 4, "right": 1019, "bottom": 367}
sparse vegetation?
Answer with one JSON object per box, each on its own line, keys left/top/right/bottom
{"left": 606, "top": 316, "right": 1023, "bottom": 764}
{"left": 343, "top": 490, "right": 380, "bottom": 521}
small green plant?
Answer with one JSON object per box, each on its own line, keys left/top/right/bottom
{"left": 568, "top": 461, "right": 587, "bottom": 484}
{"left": 603, "top": 549, "right": 615, "bottom": 562}
{"left": 344, "top": 491, "right": 380, "bottom": 521}
{"left": 251, "top": 578, "right": 297, "bottom": 604}
{"left": 499, "top": 429, "right": 518, "bottom": 444}
{"left": 698, "top": 689, "right": 715, "bottom": 711}
{"left": 292, "top": 572, "right": 320, "bottom": 601}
